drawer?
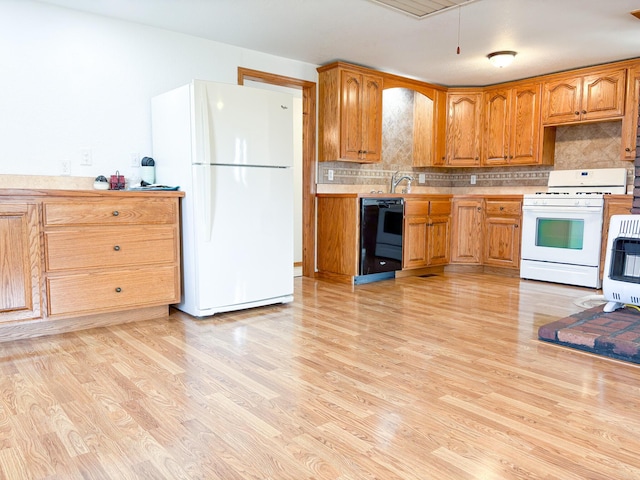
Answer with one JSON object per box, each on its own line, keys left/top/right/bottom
{"left": 44, "top": 226, "right": 177, "bottom": 272}
{"left": 404, "top": 200, "right": 429, "bottom": 216}
{"left": 485, "top": 200, "right": 521, "bottom": 216}
{"left": 46, "top": 266, "right": 179, "bottom": 316}
{"left": 429, "top": 200, "right": 452, "bottom": 216}
{"left": 43, "top": 198, "right": 177, "bottom": 226}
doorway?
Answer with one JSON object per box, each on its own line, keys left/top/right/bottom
{"left": 237, "top": 68, "right": 316, "bottom": 278}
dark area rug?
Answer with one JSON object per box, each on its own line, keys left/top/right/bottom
{"left": 538, "top": 305, "right": 640, "bottom": 364}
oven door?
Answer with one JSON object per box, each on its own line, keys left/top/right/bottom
{"left": 521, "top": 205, "right": 603, "bottom": 266}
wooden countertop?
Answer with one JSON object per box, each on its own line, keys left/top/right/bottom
{"left": 0, "top": 188, "right": 184, "bottom": 198}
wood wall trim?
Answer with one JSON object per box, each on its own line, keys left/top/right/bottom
{"left": 237, "top": 67, "right": 317, "bottom": 278}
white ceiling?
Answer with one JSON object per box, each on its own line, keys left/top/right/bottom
{"left": 35, "top": 0, "right": 640, "bottom": 86}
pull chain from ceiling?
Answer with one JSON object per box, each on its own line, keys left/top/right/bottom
{"left": 456, "top": 5, "right": 461, "bottom": 54}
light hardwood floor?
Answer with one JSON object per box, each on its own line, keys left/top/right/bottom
{"left": 2, "top": 272, "right": 640, "bottom": 479}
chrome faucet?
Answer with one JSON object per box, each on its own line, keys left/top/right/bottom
{"left": 390, "top": 170, "right": 413, "bottom": 193}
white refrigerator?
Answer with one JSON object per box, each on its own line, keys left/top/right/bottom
{"left": 151, "top": 80, "right": 294, "bottom": 317}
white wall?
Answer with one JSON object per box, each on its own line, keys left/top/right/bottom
{"left": 0, "top": 1, "right": 318, "bottom": 184}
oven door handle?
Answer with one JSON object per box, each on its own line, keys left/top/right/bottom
{"left": 522, "top": 205, "right": 603, "bottom": 214}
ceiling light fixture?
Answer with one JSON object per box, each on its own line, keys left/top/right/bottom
{"left": 487, "top": 51, "right": 517, "bottom": 68}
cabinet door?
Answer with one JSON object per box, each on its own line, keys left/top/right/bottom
{"left": 339, "top": 70, "right": 382, "bottom": 163}
{"left": 600, "top": 196, "right": 633, "bottom": 278}
{"left": 542, "top": 76, "right": 582, "bottom": 124}
{"left": 484, "top": 216, "right": 521, "bottom": 268}
{"left": 450, "top": 198, "right": 483, "bottom": 264}
{"left": 510, "top": 83, "right": 542, "bottom": 164}
{"left": 427, "top": 216, "right": 450, "bottom": 266}
{"left": 340, "top": 70, "right": 365, "bottom": 161}
{"left": 360, "top": 73, "right": 383, "bottom": 163}
{"left": 581, "top": 69, "right": 626, "bottom": 122}
{"left": 621, "top": 71, "right": 640, "bottom": 161}
{"left": 446, "top": 93, "right": 482, "bottom": 166}
{"left": 403, "top": 214, "right": 429, "bottom": 269}
{"left": 0, "top": 203, "right": 42, "bottom": 322}
{"left": 403, "top": 199, "right": 429, "bottom": 269}
{"left": 483, "top": 88, "right": 511, "bottom": 165}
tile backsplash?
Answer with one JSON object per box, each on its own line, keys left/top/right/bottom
{"left": 318, "top": 120, "right": 633, "bottom": 190}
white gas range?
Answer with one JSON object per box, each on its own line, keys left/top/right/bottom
{"left": 520, "top": 168, "right": 628, "bottom": 288}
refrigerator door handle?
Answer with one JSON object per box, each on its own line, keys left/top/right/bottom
{"left": 195, "top": 83, "right": 213, "bottom": 165}
{"left": 193, "top": 165, "right": 214, "bottom": 242}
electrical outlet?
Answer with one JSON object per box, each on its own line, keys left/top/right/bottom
{"left": 418, "top": 173, "right": 426, "bottom": 184}
{"left": 327, "top": 169, "right": 334, "bottom": 181}
{"left": 130, "top": 152, "right": 140, "bottom": 167}
{"left": 60, "top": 160, "right": 71, "bottom": 176}
{"left": 470, "top": 174, "right": 477, "bottom": 185}
{"left": 80, "top": 148, "right": 92, "bottom": 166}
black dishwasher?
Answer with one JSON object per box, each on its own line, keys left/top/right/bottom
{"left": 357, "top": 198, "right": 404, "bottom": 284}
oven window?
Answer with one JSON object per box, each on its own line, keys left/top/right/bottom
{"left": 536, "top": 218, "right": 584, "bottom": 249}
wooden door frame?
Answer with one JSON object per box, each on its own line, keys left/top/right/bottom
{"left": 237, "top": 67, "right": 316, "bottom": 277}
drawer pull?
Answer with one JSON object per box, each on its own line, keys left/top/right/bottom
{"left": 500, "top": 206, "right": 504, "bottom": 211}
{"left": 114, "top": 245, "right": 120, "bottom": 251}
{"left": 115, "top": 287, "right": 122, "bottom": 293}
{"left": 112, "top": 210, "right": 119, "bottom": 216}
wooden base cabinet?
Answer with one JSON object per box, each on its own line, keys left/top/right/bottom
{"left": 451, "top": 196, "right": 522, "bottom": 269}
{"left": 600, "top": 195, "right": 633, "bottom": 279}
{"left": 0, "top": 190, "right": 183, "bottom": 342}
{"left": 450, "top": 198, "right": 483, "bottom": 264}
{"left": 483, "top": 198, "right": 522, "bottom": 269}
{"left": 0, "top": 202, "right": 42, "bottom": 322}
{"left": 403, "top": 198, "right": 451, "bottom": 269}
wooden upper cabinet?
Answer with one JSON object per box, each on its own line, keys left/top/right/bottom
{"left": 484, "top": 82, "right": 544, "bottom": 166}
{"left": 542, "top": 68, "right": 626, "bottom": 125}
{"left": 483, "top": 88, "right": 511, "bottom": 165}
{"left": 510, "top": 83, "right": 544, "bottom": 164}
{"left": 318, "top": 63, "right": 383, "bottom": 163}
{"left": 621, "top": 66, "right": 640, "bottom": 161}
{"left": 446, "top": 92, "right": 482, "bottom": 166}
{"left": 413, "top": 89, "right": 447, "bottom": 167}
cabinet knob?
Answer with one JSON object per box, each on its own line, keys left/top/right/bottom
{"left": 626, "top": 147, "right": 632, "bottom": 152}
{"left": 515, "top": 224, "right": 519, "bottom": 228}
{"left": 112, "top": 210, "right": 119, "bottom": 216}
{"left": 477, "top": 207, "right": 482, "bottom": 211}
{"left": 114, "top": 245, "right": 120, "bottom": 251}
{"left": 499, "top": 206, "right": 504, "bottom": 211}
{"left": 504, "top": 155, "right": 508, "bottom": 159}
{"left": 581, "top": 110, "right": 587, "bottom": 114}
{"left": 575, "top": 111, "right": 580, "bottom": 115}
{"left": 115, "top": 287, "right": 122, "bottom": 293}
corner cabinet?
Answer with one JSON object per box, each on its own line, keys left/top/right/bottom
{"left": 542, "top": 68, "right": 626, "bottom": 125}
{"left": 450, "top": 197, "right": 484, "bottom": 264}
{"left": 403, "top": 197, "right": 451, "bottom": 269}
{"left": 0, "top": 202, "right": 42, "bottom": 322}
{"left": 446, "top": 91, "right": 482, "bottom": 166}
{"left": 0, "top": 189, "right": 183, "bottom": 342}
{"left": 318, "top": 63, "right": 383, "bottom": 163}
